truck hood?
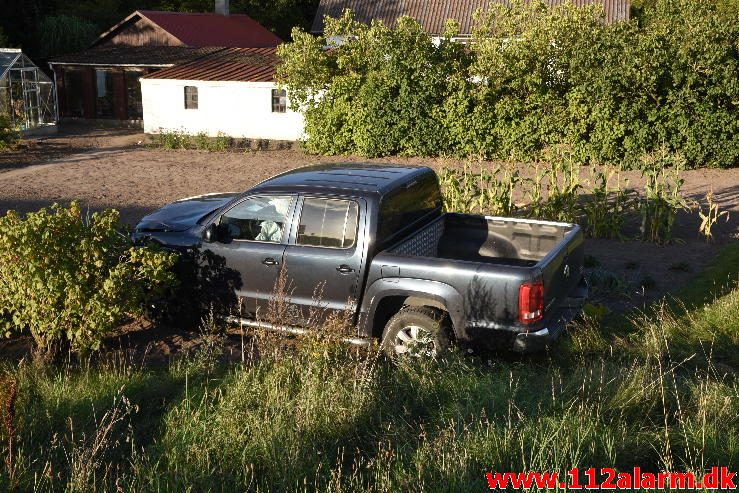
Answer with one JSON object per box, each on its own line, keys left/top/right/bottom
{"left": 135, "top": 193, "right": 238, "bottom": 233}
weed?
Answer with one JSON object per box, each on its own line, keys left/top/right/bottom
{"left": 0, "top": 114, "right": 20, "bottom": 150}
{"left": 155, "top": 130, "right": 189, "bottom": 150}
{"left": 210, "top": 132, "right": 231, "bottom": 152}
{"left": 0, "top": 374, "right": 17, "bottom": 484}
{"left": 192, "top": 307, "right": 226, "bottom": 372}
{"left": 697, "top": 188, "right": 729, "bottom": 242}
{"left": 586, "top": 268, "right": 633, "bottom": 299}
{"left": 66, "top": 387, "right": 138, "bottom": 490}
{"left": 193, "top": 132, "right": 210, "bottom": 151}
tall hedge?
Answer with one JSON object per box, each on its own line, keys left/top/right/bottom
{"left": 277, "top": 0, "right": 739, "bottom": 168}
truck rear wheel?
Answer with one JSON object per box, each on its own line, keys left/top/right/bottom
{"left": 381, "top": 306, "right": 451, "bottom": 357}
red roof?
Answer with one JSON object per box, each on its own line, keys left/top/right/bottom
{"left": 96, "top": 10, "right": 282, "bottom": 48}
{"left": 143, "top": 47, "right": 280, "bottom": 82}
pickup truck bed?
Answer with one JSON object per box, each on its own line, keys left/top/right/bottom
{"left": 390, "top": 214, "right": 569, "bottom": 265}
{"left": 362, "top": 214, "right": 587, "bottom": 351}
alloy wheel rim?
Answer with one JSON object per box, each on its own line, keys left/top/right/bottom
{"left": 393, "top": 325, "right": 437, "bottom": 357}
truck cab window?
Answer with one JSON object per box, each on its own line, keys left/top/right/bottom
{"left": 297, "top": 198, "right": 358, "bottom": 248}
{"left": 219, "top": 196, "right": 292, "bottom": 242}
{"left": 378, "top": 172, "right": 442, "bottom": 246}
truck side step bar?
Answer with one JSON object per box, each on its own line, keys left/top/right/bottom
{"left": 225, "top": 317, "right": 373, "bottom": 347}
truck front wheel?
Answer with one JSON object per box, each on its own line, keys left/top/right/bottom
{"left": 381, "top": 306, "right": 451, "bottom": 358}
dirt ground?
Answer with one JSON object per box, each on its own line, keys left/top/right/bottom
{"left": 1, "top": 125, "right": 737, "bottom": 318}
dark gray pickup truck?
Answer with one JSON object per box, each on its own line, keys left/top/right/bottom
{"left": 133, "top": 164, "right": 587, "bottom": 354}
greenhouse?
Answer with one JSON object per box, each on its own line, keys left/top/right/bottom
{"left": 0, "top": 48, "right": 57, "bottom": 132}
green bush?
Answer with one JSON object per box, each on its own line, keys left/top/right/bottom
{"left": 277, "top": 0, "right": 739, "bottom": 168}
{"left": 0, "top": 202, "right": 178, "bottom": 352}
{"left": 154, "top": 130, "right": 189, "bottom": 150}
{"left": 0, "top": 113, "right": 20, "bottom": 150}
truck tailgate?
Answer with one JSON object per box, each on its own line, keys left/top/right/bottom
{"left": 537, "top": 223, "right": 585, "bottom": 317}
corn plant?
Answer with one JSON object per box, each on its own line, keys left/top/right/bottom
{"left": 438, "top": 165, "right": 479, "bottom": 213}
{"left": 639, "top": 150, "right": 689, "bottom": 244}
{"left": 477, "top": 164, "right": 521, "bottom": 216}
{"left": 581, "top": 165, "right": 637, "bottom": 239}
{"left": 524, "top": 164, "right": 550, "bottom": 219}
{"left": 541, "top": 145, "right": 583, "bottom": 222}
{"left": 697, "top": 188, "right": 729, "bottom": 241}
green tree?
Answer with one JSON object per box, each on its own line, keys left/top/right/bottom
{"left": 278, "top": 11, "right": 467, "bottom": 156}
{"left": 36, "top": 15, "right": 100, "bottom": 58}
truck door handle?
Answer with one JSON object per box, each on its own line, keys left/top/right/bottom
{"left": 262, "top": 257, "right": 279, "bottom": 266}
{"left": 336, "top": 265, "right": 354, "bottom": 274}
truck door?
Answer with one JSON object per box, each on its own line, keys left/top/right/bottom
{"left": 203, "top": 194, "right": 296, "bottom": 317}
{"left": 283, "top": 196, "right": 366, "bottom": 325}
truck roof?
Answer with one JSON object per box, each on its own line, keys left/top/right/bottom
{"left": 251, "top": 163, "right": 433, "bottom": 195}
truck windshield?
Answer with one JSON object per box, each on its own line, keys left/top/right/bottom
{"left": 378, "top": 172, "right": 442, "bottom": 246}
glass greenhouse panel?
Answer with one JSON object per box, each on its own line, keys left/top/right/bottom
{"left": 0, "top": 48, "right": 58, "bottom": 131}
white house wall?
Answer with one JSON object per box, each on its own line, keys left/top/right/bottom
{"left": 141, "top": 79, "right": 305, "bottom": 141}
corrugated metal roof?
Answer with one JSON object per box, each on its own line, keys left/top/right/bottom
{"left": 49, "top": 46, "right": 224, "bottom": 67}
{"left": 142, "top": 47, "right": 280, "bottom": 82}
{"left": 312, "top": 0, "right": 631, "bottom": 34}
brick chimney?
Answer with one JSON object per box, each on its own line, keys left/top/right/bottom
{"left": 215, "top": 0, "right": 229, "bottom": 16}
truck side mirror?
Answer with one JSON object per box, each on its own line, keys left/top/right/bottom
{"left": 203, "top": 223, "right": 218, "bottom": 243}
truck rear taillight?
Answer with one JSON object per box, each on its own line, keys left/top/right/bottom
{"left": 519, "top": 281, "right": 544, "bottom": 324}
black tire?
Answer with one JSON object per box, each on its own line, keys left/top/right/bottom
{"left": 380, "top": 306, "right": 451, "bottom": 358}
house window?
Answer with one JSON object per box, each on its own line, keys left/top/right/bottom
{"left": 184, "top": 86, "right": 198, "bottom": 110}
{"left": 271, "top": 89, "right": 286, "bottom": 113}
{"left": 95, "top": 70, "right": 114, "bottom": 118}
{"left": 125, "top": 71, "right": 144, "bottom": 119}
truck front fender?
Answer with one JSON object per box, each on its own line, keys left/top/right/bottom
{"left": 358, "top": 278, "right": 467, "bottom": 340}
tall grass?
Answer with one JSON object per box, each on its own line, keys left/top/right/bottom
{"left": 1, "top": 246, "right": 737, "bottom": 492}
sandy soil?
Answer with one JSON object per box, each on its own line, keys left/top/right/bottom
{"left": 0, "top": 126, "right": 737, "bottom": 317}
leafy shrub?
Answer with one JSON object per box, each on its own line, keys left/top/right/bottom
{"left": 278, "top": 0, "right": 739, "bottom": 168}
{"left": 0, "top": 203, "right": 178, "bottom": 352}
{"left": 0, "top": 114, "right": 19, "bottom": 150}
